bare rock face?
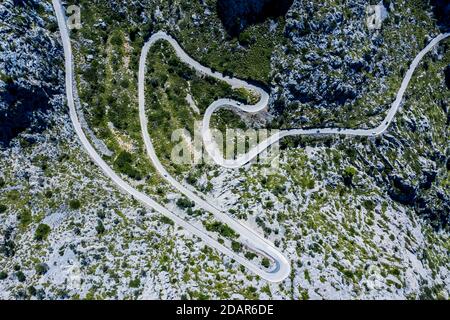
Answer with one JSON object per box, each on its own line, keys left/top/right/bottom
{"left": 0, "top": 0, "right": 63, "bottom": 147}
{"left": 217, "top": 0, "right": 294, "bottom": 36}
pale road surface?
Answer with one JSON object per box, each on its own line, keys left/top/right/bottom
{"left": 138, "top": 30, "right": 448, "bottom": 284}
{"left": 199, "top": 33, "right": 449, "bottom": 168}
{"left": 52, "top": 0, "right": 290, "bottom": 283}
{"left": 138, "top": 30, "right": 449, "bottom": 282}
{"left": 53, "top": 0, "right": 448, "bottom": 283}
{"left": 139, "top": 33, "right": 291, "bottom": 279}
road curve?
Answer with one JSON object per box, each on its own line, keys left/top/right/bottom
{"left": 52, "top": 0, "right": 290, "bottom": 283}
{"left": 140, "top": 30, "right": 447, "bottom": 282}
{"left": 139, "top": 33, "right": 291, "bottom": 282}
{"left": 199, "top": 33, "right": 449, "bottom": 168}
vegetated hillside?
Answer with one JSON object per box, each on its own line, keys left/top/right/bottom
{"left": 217, "top": 0, "right": 294, "bottom": 36}
{"left": 270, "top": 0, "right": 447, "bottom": 128}
{"left": 0, "top": 0, "right": 268, "bottom": 301}
{"left": 268, "top": 0, "right": 450, "bottom": 230}
{"left": 0, "top": 0, "right": 449, "bottom": 300}
{"left": 0, "top": 0, "right": 63, "bottom": 147}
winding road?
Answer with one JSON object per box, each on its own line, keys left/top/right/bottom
{"left": 53, "top": 0, "right": 448, "bottom": 284}
{"left": 199, "top": 33, "right": 449, "bottom": 168}
{"left": 52, "top": 0, "right": 290, "bottom": 283}
{"left": 139, "top": 33, "right": 291, "bottom": 281}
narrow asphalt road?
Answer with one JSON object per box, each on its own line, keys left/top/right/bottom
{"left": 139, "top": 33, "right": 291, "bottom": 282}
{"left": 53, "top": 0, "right": 290, "bottom": 283}
{"left": 53, "top": 0, "right": 448, "bottom": 283}
{"left": 199, "top": 33, "right": 449, "bottom": 168}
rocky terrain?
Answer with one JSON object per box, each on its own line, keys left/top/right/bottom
{"left": 268, "top": 0, "right": 450, "bottom": 231}
{"left": 0, "top": 0, "right": 63, "bottom": 147}
{"left": 0, "top": 0, "right": 449, "bottom": 300}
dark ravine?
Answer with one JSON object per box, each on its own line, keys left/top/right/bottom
{"left": 0, "top": 0, "right": 62, "bottom": 147}
{"left": 217, "top": 0, "right": 294, "bottom": 36}
{"left": 0, "top": 82, "right": 54, "bottom": 146}
{"left": 445, "top": 65, "right": 450, "bottom": 89}
{"left": 431, "top": 0, "right": 450, "bottom": 31}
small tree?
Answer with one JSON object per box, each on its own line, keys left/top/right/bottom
{"left": 34, "top": 224, "right": 51, "bottom": 241}
{"left": 16, "top": 271, "right": 26, "bottom": 282}
{"left": 0, "top": 271, "right": 7, "bottom": 280}
{"left": 69, "top": 199, "right": 81, "bottom": 210}
{"left": 262, "top": 258, "right": 271, "bottom": 269}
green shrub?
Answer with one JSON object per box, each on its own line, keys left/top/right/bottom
{"left": 110, "top": 33, "right": 123, "bottom": 46}
{"left": 204, "top": 221, "right": 237, "bottom": 239}
{"left": 96, "top": 220, "right": 106, "bottom": 235}
{"left": 160, "top": 216, "right": 174, "bottom": 226}
{"left": 18, "top": 210, "right": 32, "bottom": 229}
{"left": 343, "top": 166, "right": 357, "bottom": 186}
{"left": 231, "top": 241, "right": 242, "bottom": 252}
{"left": 28, "top": 286, "right": 37, "bottom": 296}
{"left": 34, "top": 224, "right": 51, "bottom": 241}
{"left": 262, "top": 258, "right": 271, "bottom": 268}
{"left": 342, "top": 269, "right": 354, "bottom": 279}
{"left": 245, "top": 252, "right": 257, "bottom": 260}
{"left": 129, "top": 277, "right": 141, "bottom": 288}
{"left": 16, "top": 271, "right": 26, "bottom": 282}
{"left": 69, "top": 199, "right": 81, "bottom": 210}
{"left": 0, "top": 271, "right": 7, "bottom": 280}
{"left": 114, "top": 151, "right": 143, "bottom": 180}
{"left": 35, "top": 263, "right": 49, "bottom": 275}
{"left": 363, "top": 200, "right": 376, "bottom": 211}
{"left": 0, "top": 204, "right": 7, "bottom": 213}
{"left": 176, "top": 198, "right": 195, "bottom": 210}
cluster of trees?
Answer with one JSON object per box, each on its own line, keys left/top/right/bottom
{"left": 176, "top": 197, "right": 195, "bottom": 210}
{"left": 204, "top": 220, "right": 237, "bottom": 239}
{"left": 114, "top": 151, "right": 143, "bottom": 181}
